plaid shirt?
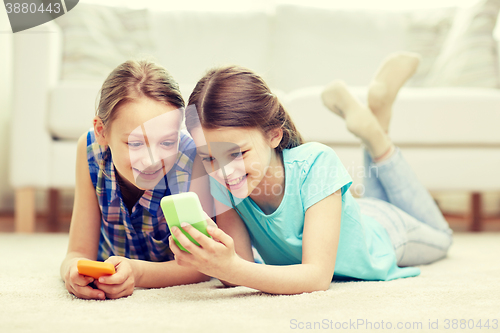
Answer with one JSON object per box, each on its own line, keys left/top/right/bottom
{"left": 86, "top": 129, "right": 196, "bottom": 262}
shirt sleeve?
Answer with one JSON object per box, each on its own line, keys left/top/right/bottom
{"left": 301, "top": 146, "right": 352, "bottom": 212}
{"left": 86, "top": 129, "right": 102, "bottom": 188}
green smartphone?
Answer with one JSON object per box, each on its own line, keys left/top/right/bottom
{"left": 160, "top": 192, "right": 211, "bottom": 253}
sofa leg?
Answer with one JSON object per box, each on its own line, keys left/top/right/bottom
{"left": 15, "top": 188, "right": 36, "bottom": 233}
{"left": 470, "top": 192, "right": 483, "bottom": 232}
{"left": 47, "top": 188, "right": 60, "bottom": 232}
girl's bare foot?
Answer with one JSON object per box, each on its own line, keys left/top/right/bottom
{"left": 367, "top": 52, "right": 421, "bottom": 133}
{"left": 321, "top": 80, "right": 392, "bottom": 159}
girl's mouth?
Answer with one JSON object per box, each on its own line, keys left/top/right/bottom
{"left": 225, "top": 174, "right": 248, "bottom": 190}
{"left": 134, "top": 167, "right": 163, "bottom": 180}
{"left": 142, "top": 169, "right": 161, "bottom": 175}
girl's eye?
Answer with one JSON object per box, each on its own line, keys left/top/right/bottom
{"left": 161, "top": 141, "right": 176, "bottom": 147}
{"left": 232, "top": 150, "right": 246, "bottom": 158}
{"left": 202, "top": 156, "right": 214, "bottom": 162}
{"left": 127, "top": 142, "right": 143, "bottom": 147}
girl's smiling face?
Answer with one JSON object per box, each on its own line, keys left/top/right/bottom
{"left": 190, "top": 126, "right": 283, "bottom": 199}
{"left": 94, "top": 97, "right": 183, "bottom": 190}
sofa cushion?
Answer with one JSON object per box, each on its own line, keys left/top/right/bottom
{"left": 403, "top": 8, "right": 456, "bottom": 87}
{"left": 50, "top": 140, "right": 78, "bottom": 187}
{"left": 270, "top": 5, "right": 407, "bottom": 91}
{"left": 284, "top": 86, "right": 500, "bottom": 145}
{"left": 425, "top": 0, "right": 500, "bottom": 88}
{"left": 54, "top": 3, "right": 155, "bottom": 81}
{"left": 494, "top": 10, "right": 500, "bottom": 70}
{"left": 48, "top": 81, "right": 101, "bottom": 140}
{"left": 48, "top": 82, "right": 198, "bottom": 140}
{"left": 332, "top": 146, "right": 500, "bottom": 192}
{"left": 150, "top": 10, "right": 272, "bottom": 86}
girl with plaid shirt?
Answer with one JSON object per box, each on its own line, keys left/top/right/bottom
{"left": 60, "top": 60, "right": 213, "bottom": 300}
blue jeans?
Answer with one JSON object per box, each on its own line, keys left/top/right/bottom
{"left": 357, "top": 147, "right": 453, "bottom": 266}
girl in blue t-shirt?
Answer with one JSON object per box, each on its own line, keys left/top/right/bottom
{"left": 60, "top": 60, "right": 213, "bottom": 300}
{"left": 169, "top": 53, "right": 453, "bottom": 294}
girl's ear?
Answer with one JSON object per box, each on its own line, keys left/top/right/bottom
{"left": 93, "top": 116, "right": 108, "bottom": 146}
{"left": 268, "top": 128, "right": 283, "bottom": 149}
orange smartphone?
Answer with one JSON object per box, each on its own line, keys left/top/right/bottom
{"left": 77, "top": 260, "right": 116, "bottom": 279}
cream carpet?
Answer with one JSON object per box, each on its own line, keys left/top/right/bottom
{"left": 0, "top": 233, "right": 499, "bottom": 333}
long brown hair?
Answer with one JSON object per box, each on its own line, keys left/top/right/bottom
{"left": 97, "top": 59, "right": 184, "bottom": 127}
{"left": 186, "top": 66, "right": 303, "bottom": 153}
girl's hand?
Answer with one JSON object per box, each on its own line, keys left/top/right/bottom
{"left": 93, "top": 256, "right": 136, "bottom": 299}
{"left": 64, "top": 258, "right": 106, "bottom": 300}
{"left": 169, "top": 221, "right": 238, "bottom": 281}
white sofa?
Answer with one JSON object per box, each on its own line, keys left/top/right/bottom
{"left": 10, "top": 4, "right": 500, "bottom": 232}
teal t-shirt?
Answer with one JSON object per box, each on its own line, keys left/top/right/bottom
{"left": 210, "top": 142, "right": 420, "bottom": 281}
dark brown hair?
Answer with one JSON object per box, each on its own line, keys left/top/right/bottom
{"left": 97, "top": 59, "right": 184, "bottom": 127}
{"left": 186, "top": 66, "right": 303, "bottom": 153}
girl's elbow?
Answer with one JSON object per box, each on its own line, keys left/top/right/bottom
{"left": 299, "top": 277, "right": 331, "bottom": 293}
{"left": 295, "top": 266, "right": 333, "bottom": 293}
{"left": 197, "top": 273, "right": 212, "bottom": 283}
{"left": 300, "top": 284, "right": 329, "bottom": 294}
{"left": 219, "top": 279, "right": 238, "bottom": 288}
{"left": 312, "top": 281, "right": 331, "bottom": 292}
{"left": 184, "top": 271, "right": 212, "bottom": 285}
{"left": 311, "top": 273, "right": 333, "bottom": 292}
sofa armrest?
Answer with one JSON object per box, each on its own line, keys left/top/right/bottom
{"left": 10, "top": 21, "right": 62, "bottom": 188}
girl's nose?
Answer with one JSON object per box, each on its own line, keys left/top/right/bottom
{"left": 215, "top": 164, "right": 226, "bottom": 181}
{"left": 146, "top": 144, "right": 171, "bottom": 166}
{"left": 137, "top": 144, "right": 158, "bottom": 167}
{"left": 218, "top": 160, "right": 237, "bottom": 180}
{"left": 141, "top": 151, "right": 154, "bottom": 168}
{"left": 149, "top": 145, "right": 162, "bottom": 165}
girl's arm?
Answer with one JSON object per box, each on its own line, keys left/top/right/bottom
{"left": 94, "top": 255, "right": 210, "bottom": 300}
{"left": 170, "top": 189, "right": 343, "bottom": 294}
{"left": 60, "top": 133, "right": 106, "bottom": 299}
{"left": 125, "top": 154, "right": 213, "bottom": 288}
{"left": 62, "top": 134, "right": 209, "bottom": 300}
{"left": 211, "top": 199, "right": 255, "bottom": 287}
{"left": 123, "top": 259, "right": 209, "bottom": 288}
